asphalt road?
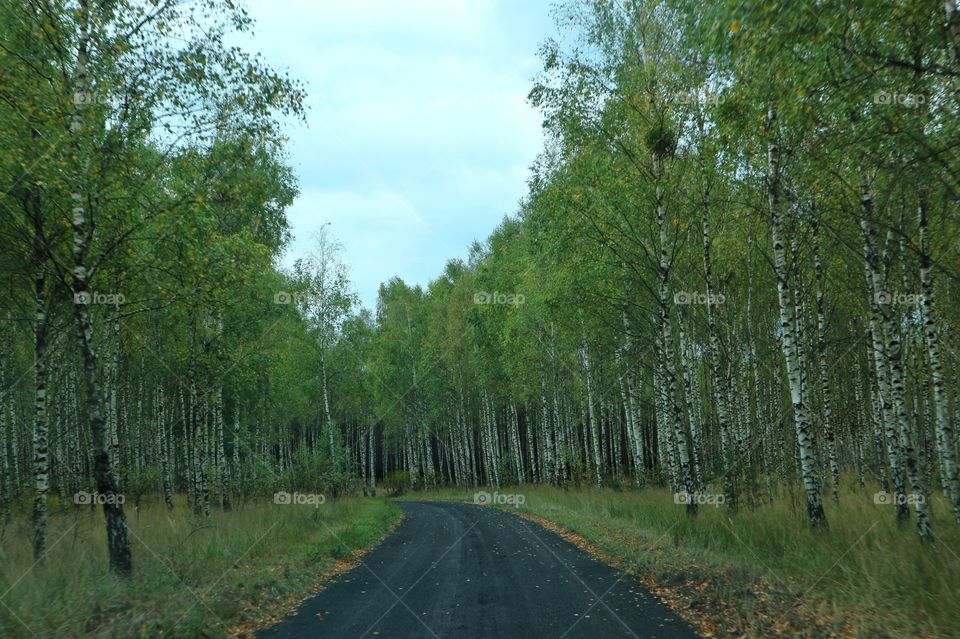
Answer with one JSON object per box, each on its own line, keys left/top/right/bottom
{"left": 256, "top": 501, "right": 702, "bottom": 639}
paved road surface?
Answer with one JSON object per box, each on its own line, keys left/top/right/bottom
{"left": 256, "top": 501, "right": 702, "bottom": 639}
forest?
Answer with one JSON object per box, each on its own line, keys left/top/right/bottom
{"left": 1, "top": 0, "right": 959, "bottom": 637}
{"left": 341, "top": 0, "right": 960, "bottom": 538}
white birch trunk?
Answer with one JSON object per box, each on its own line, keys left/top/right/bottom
{"left": 653, "top": 156, "right": 697, "bottom": 513}
{"left": 32, "top": 225, "right": 50, "bottom": 560}
{"left": 917, "top": 200, "right": 960, "bottom": 521}
{"left": 579, "top": 346, "right": 603, "bottom": 487}
{"left": 766, "top": 106, "right": 826, "bottom": 527}
{"left": 69, "top": 2, "right": 133, "bottom": 572}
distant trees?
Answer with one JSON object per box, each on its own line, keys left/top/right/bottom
{"left": 321, "top": 0, "right": 960, "bottom": 542}
{"left": 292, "top": 227, "right": 358, "bottom": 468}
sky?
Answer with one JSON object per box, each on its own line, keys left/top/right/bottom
{"left": 235, "top": 0, "right": 556, "bottom": 309}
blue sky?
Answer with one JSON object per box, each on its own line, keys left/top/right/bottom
{"left": 237, "top": 0, "right": 555, "bottom": 309}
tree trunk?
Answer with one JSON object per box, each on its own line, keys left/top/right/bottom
{"left": 917, "top": 198, "right": 960, "bottom": 521}
{"left": 766, "top": 106, "right": 826, "bottom": 528}
{"left": 69, "top": 2, "right": 133, "bottom": 573}
{"left": 32, "top": 205, "right": 50, "bottom": 561}
{"left": 579, "top": 346, "right": 603, "bottom": 487}
{"left": 654, "top": 155, "right": 697, "bottom": 514}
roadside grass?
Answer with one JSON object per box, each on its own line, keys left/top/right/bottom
{"left": 407, "top": 482, "right": 960, "bottom": 639}
{"left": 0, "top": 495, "right": 401, "bottom": 639}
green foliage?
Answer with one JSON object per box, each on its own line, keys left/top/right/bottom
{"left": 382, "top": 471, "right": 411, "bottom": 496}
{"left": 645, "top": 123, "right": 678, "bottom": 158}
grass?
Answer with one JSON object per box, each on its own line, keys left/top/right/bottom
{"left": 7, "top": 484, "right": 953, "bottom": 638}
{"left": 0, "top": 494, "right": 401, "bottom": 638}
{"left": 407, "top": 482, "right": 960, "bottom": 639}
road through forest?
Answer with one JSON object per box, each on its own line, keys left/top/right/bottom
{"left": 256, "top": 501, "right": 702, "bottom": 639}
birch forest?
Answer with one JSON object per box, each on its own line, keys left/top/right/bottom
{"left": 1, "top": 0, "right": 960, "bottom": 632}
{"left": 344, "top": 0, "right": 960, "bottom": 540}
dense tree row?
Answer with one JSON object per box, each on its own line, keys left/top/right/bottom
{"left": 325, "top": 0, "right": 960, "bottom": 541}
{"left": 0, "top": 0, "right": 356, "bottom": 577}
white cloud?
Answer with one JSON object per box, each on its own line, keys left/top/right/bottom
{"left": 283, "top": 188, "right": 462, "bottom": 306}
{"left": 238, "top": 0, "right": 552, "bottom": 308}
